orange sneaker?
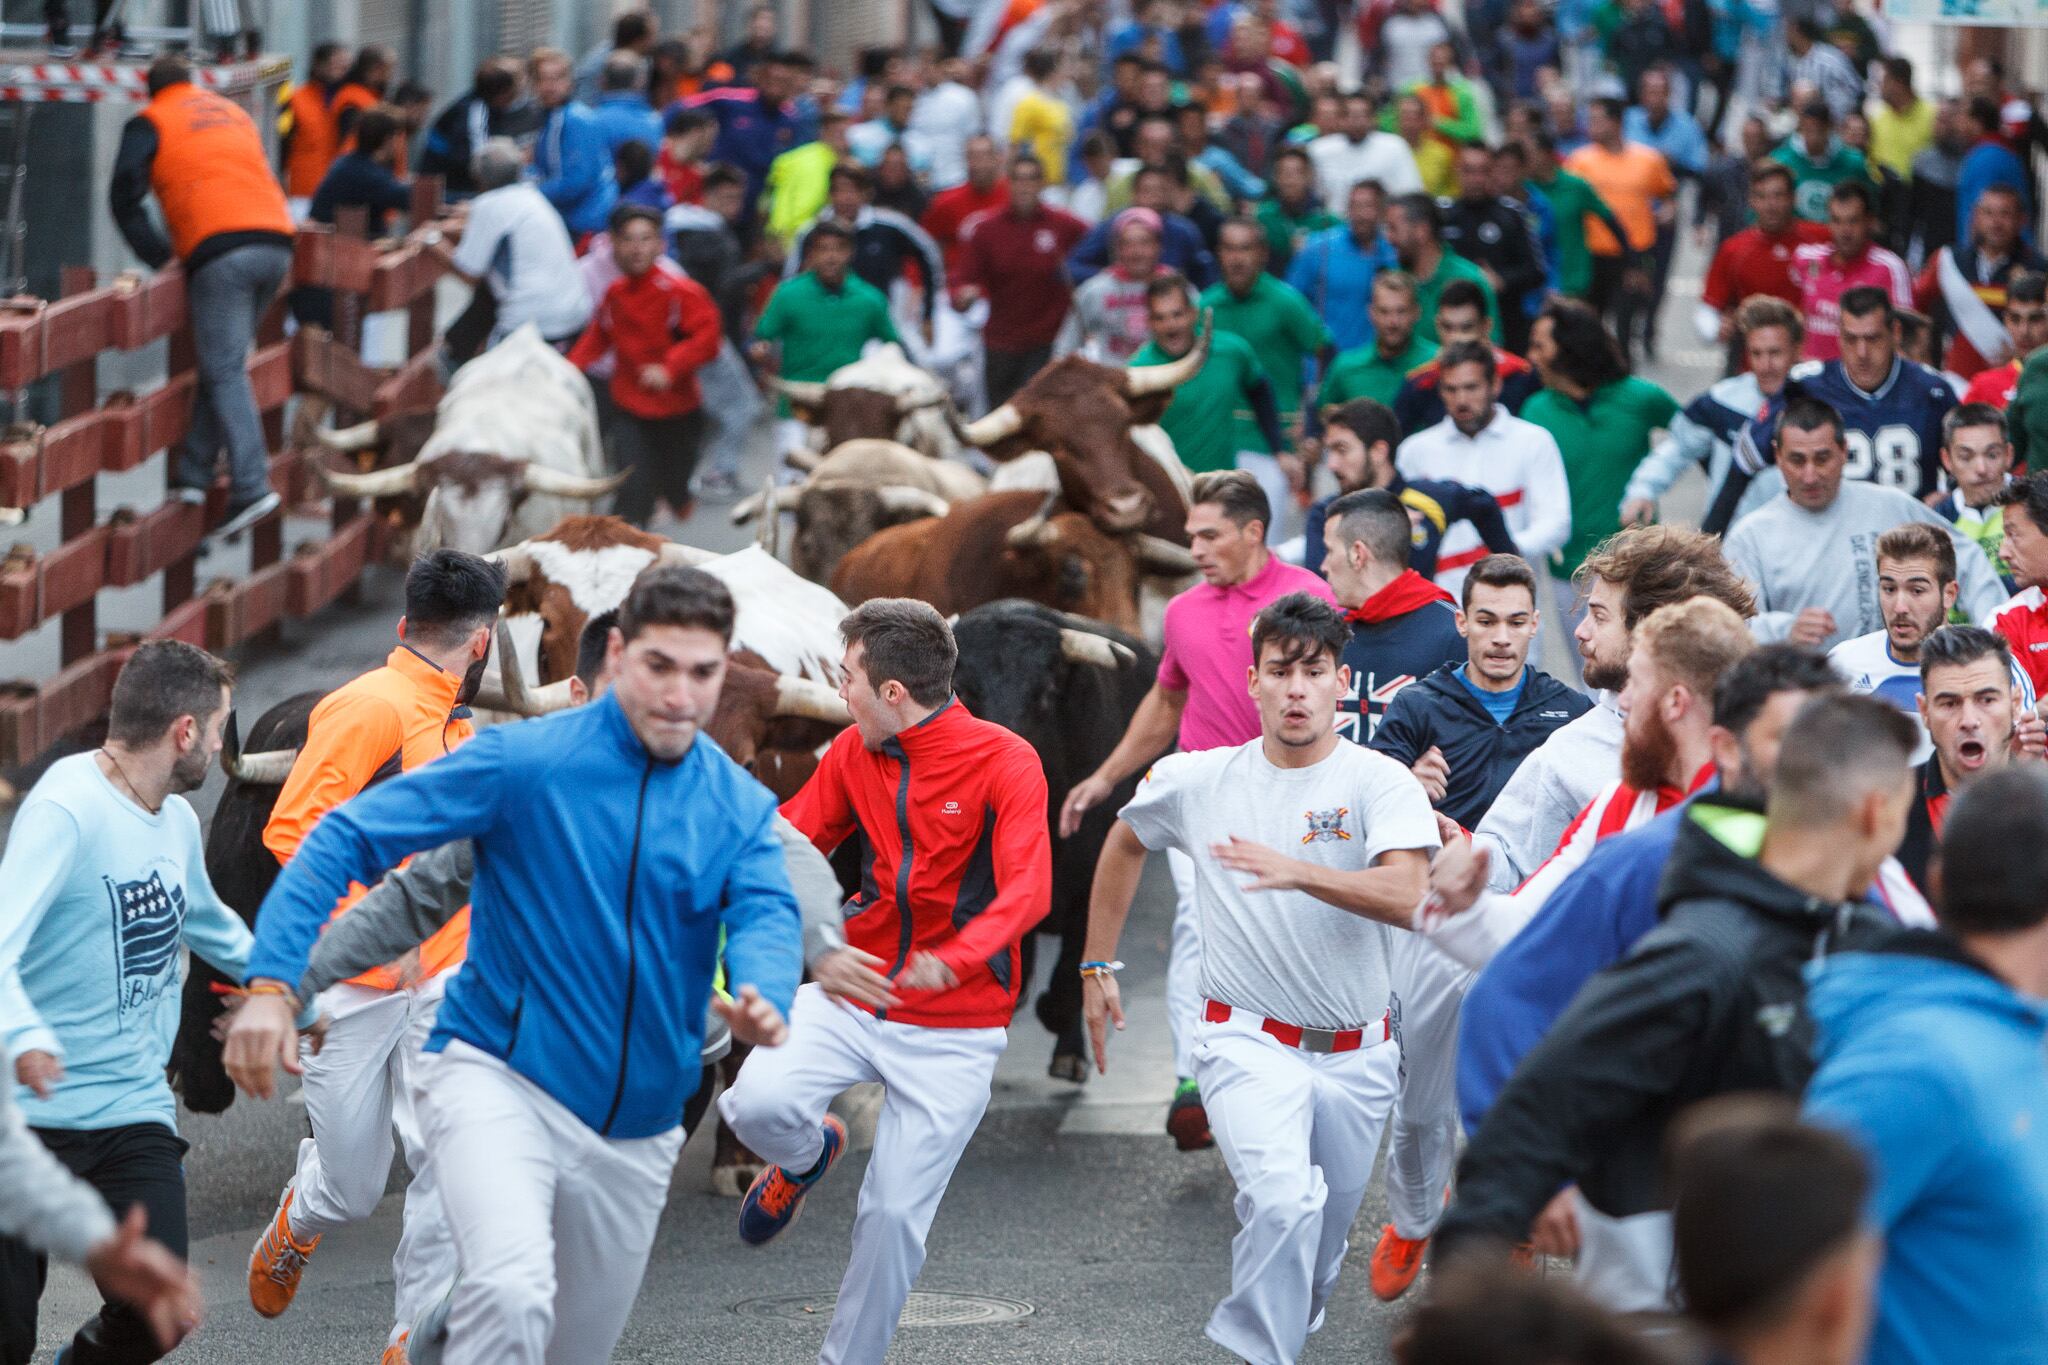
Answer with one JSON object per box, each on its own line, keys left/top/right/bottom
{"left": 1369, "top": 1223, "right": 1428, "bottom": 1300}
{"left": 379, "top": 1333, "right": 410, "bottom": 1365}
{"left": 247, "top": 1183, "right": 320, "bottom": 1318}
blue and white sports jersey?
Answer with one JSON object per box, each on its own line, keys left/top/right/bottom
{"left": 1829, "top": 627, "right": 2036, "bottom": 764}
{"left": 1735, "top": 357, "right": 1959, "bottom": 499}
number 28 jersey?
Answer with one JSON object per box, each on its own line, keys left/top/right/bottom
{"left": 1734, "top": 357, "right": 1958, "bottom": 499}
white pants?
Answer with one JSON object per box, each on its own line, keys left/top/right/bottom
{"left": 287, "top": 974, "right": 457, "bottom": 1342}
{"left": 1384, "top": 934, "right": 1474, "bottom": 1241}
{"left": 719, "top": 984, "right": 1007, "bottom": 1365}
{"left": 1197, "top": 1006, "right": 1400, "bottom": 1365}
{"left": 422, "top": 1041, "right": 683, "bottom": 1365}
{"left": 1235, "top": 450, "right": 1294, "bottom": 546}
{"left": 1574, "top": 1193, "right": 1676, "bottom": 1314}
{"left": 1165, "top": 850, "right": 1204, "bottom": 1081}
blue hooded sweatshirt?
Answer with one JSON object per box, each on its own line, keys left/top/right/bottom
{"left": 1804, "top": 933, "right": 2048, "bottom": 1365}
{"left": 531, "top": 100, "right": 619, "bottom": 237}
{"left": 246, "top": 692, "right": 803, "bottom": 1139}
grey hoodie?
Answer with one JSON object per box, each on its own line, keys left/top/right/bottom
{"left": 1471, "top": 698, "right": 1623, "bottom": 892}
{"left": 0, "top": 1078, "right": 114, "bottom": 1263}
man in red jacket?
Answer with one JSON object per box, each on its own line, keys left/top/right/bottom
{"left": 566, "top": 203, "right": 722, "bottom": 525}
{"left": 721, "top": 598, "right": 1052, "bottom": 1365}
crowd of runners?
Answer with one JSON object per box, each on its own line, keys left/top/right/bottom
{"left": 3, "top": 3, "right": 2048, "bottom": 1364}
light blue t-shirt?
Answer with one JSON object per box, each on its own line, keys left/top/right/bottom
{"left": 1455, "top": 664, "right": 1526, "bottom": 726}
{"left": 0, "top": 753, "right": 258, "bottom": 1132}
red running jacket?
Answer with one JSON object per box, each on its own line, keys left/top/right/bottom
{"left": 566, "top": 266, "right": 723, "bottom": 420}
{"left": 782, "top": 699, "right": 1052, "bottom": 1028}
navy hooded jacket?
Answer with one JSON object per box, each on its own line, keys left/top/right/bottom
{"left": 1369, "top": 663, "right": 1590, "bottom": 830}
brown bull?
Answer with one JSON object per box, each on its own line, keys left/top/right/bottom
{"left": 829, "top": 490, "right": 1196, "bottom": 635}
{"left": 489, "top": 516, "right": 713, "bottom": 684}
{"left": 952, "top": 331, "right": 1208, "bottom": 541}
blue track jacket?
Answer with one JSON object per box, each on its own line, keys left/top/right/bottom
{"left": 246, "top": 693, "right": 803, "bottom": 1139}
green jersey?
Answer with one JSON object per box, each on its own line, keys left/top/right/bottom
{"left": 1528, "top": 170, "right": 1615, "bottom": 298}
{"left": 754, "top": 271, "right": 899, "bottom": 416}
{"left": 1255, "top": 196, "right": 1339, "bottom": 274}
{"left": 1520, "top": 376, "right": 1679, "bottom": 575}
{"left": 2009, "top": 347, "right": 2048, "bottom": 471}
{"left": 1413, "top": 249, "right": 1501, "bottom": 344}
{"left": 1317, "top": 335, "right": 1439, "bottom": 409}
{"left": 1132, "top": 328, "right": 1271, "bottom": 473}
{"left": 1769, "top": 137, "right": 1872, "bottom": 222}
{"left": 1200, "top": 273, "right": 1331, "bottom": 421}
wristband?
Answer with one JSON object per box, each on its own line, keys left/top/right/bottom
{"left": 1079, "top": 960, "right": 1124, "bottom": 979}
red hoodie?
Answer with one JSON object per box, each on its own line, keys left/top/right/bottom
{"left": 566, "top": 266, "right": 723, "bottom": 419}
{"left": 782, "top": 699, "right": 1052, "bottom": 1028}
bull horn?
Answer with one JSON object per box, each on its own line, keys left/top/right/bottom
{"left": 219, "top": 711, "right": 298, "bottom": 784}
{"left": 521, "top": 464, "right": 630, "bottom": 499}
{"left": 475, "top": 622, "right": 579, "bottom": 716}
{"left": 1005, "top": 488, "right": 1062, "bottom": 550}
{"left": 487, "top": 539, "right": 535, "bottom": 584}
{"left": 1132, "top": 534, "right": 1199, "bottom": 575}
{"left": 783, "top": 446, "right": 823, "bottom": 472}
{"left": 957, "top": 402, "right": 1024, "bottom": 447}
{"left": 773, "top": 674, "right": 853, "bottom": 725}
{"left": 756, "top": 475, "right": 782, "bottom": 558}
{"left": 730, "top": 485, "right": 804, "bottom": 525}
{"left": 317, "top": 459, "right": 421, "bottom": 498}
{"left": 656, "top": 541, "right": 722, "bottom": 567}
{"left": 315, "top": 419, "right": 381, "bottom": 452}
{"left": 874, "top": 486, "right": 950, "bottom": 518}
{"left": 894, "top": 386, "right": 947, "bottom": 414}
{"left": 767, "top": 376, "right": 829, "bottom": 408}
{"left": 1059, "top": 628, "right": 1136, "bottom": 669}
{"left": 1122, "top": 314, "right": 1212, "bottom": 397}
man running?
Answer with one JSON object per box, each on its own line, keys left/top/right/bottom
{"left": 227, "top": 566, "right": 803, "bottom": 1365}
{"left": 1893, "top": 625, "right": 2037, "bottom": 886}
{"left": 720, "top": 599, "right": 1051, "bottom": 1365}
{"left": 0, "top": 642, "right": 305, "bottom": 1363}
{"left": 1060, "top": 472, "right": 1336, "bottom": 1147}
{"left": 1082, "top": 591, "right": 1439, "bottom": 1363}
{"left": 245, "top": 551, "right": 506, "bottom": 1351}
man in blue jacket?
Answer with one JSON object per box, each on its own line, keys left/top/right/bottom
{"left": 1321, "top": 486, "right": 1466, "bottom": 746}
{"left": 587, "top": 52, "right": 663, "bottom": 158}
{"left": 528, "top": 47, "right": 618, "bottom": 239}
{"left": 1371, "top": 553, "right": 1590, "bottom": 833}
{"left": 225, "top": 567, "right": 803, "bottom": 1365}
{"left": 1805, "top": 765, "right": 2048, "bottom": 1365}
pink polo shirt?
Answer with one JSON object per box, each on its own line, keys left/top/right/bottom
{"left": 1157, "top": 554, "right": 1339, "bottom": 752}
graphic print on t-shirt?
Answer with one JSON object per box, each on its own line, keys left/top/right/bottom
{"left": 1302, "top": 807, "right": 1353, "bottom": 843}
{"left": 107, "top": 867, "right": 185, "bottom": 1018}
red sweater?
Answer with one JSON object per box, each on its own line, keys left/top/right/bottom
{"left": 955, "top": 204, "right": 1091, "bottom": 351}
{"left": 922, "top": 180, "right": 1009, "bottom": 276}
{"left": 567, "top": 267, "right": 723, "bottom": 419}
{"left": 782, "top": 699, "right": 1052, "bottom": 1028}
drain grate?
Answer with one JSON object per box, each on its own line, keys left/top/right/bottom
{"left": 733, "top": 1291, "right": 1035, "bottom": 1327}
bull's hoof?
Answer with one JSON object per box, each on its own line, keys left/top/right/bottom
{"left": 710, "top": 1119, "right": 767, "bottom": 1199}
{"left": 1034, "top": 988, "right": 1067, "bottom": 1037}
{"left": 1048, "top": 1051, "right": 1088, "bottom": 1085}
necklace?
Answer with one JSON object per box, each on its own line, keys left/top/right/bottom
{"left": 98, "top": 747, "right": 160, "bottom": 815}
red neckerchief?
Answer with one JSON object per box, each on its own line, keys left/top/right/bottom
{"left": 1344, "top": 569, "right": 1455, "bottom": 625}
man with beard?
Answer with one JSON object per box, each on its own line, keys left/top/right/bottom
{"left": 0, "top": 642, "right": 292, "bottom": 1363}
{"left": 1894, "top": 626, "right": 2038, "bottom": 887}
{"left": 244, "top": 550, "right": 506, "bottom": 1336}
{"left": 1831, "top": 524, "right": 2036, "bottom": 760}
{"left": 1471, "top": 525, "right": 1756, "bottom": 891}
{"left": 1422, "top": 597, "right": 1751, "bottom": 972}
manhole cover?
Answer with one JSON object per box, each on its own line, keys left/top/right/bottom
{"left": 733, "top": 1291, "right": 1034, "bottom": 1326}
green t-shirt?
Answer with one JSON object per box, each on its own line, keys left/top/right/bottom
{"left": 1769, "top": 138, "right": 1872, "bottom": 222}
{"left": 1255, "top": 196, "right": 1339, "bottom": 274}
{"left": 1520, "top": 375, "right": 1680, "bottom": 575}
{"left": 1413, "top": 249, "right": 1501, "bottom": 344}
{"left": 1200, "top": 273, "right": 1331, "bottom": 425}
{"left": 754, "top": 271, "right": 899, "bottom": 415}
{"left": 2011, "top": 347, "right": 2048, "bottom": 470}
{"left": 1530, "top": 170, "right": 1609, "bottom": 299}
{"left": 1317, "top": 334, "right": 1439, "bottom": 410}
{"left": 1132, "top": 328, "right": 1270, "bottom": 473}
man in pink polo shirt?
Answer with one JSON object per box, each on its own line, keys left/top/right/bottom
{"left": 1060, "top": 470, "right": 1337, "bottom": 1149}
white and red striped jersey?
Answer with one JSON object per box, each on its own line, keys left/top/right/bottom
{"left": 1395, "top": 405, "right": 1572, "bottom": 599}
{"left": 1794, "top": 241, "right": 1913, "bottom": 362}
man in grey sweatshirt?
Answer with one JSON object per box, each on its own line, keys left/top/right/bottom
{"left": 1724, "top": 397, "right": 2006, "bottom": 652}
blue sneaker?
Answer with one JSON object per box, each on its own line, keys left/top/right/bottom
{"left": 738, "top": 1114, "right": 846, "bottom": 1246}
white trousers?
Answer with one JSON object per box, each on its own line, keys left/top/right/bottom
{"left": 718, "top": 984, "right": 1007, "bottom": 1365}
{"left": 1165, "top": 849, "right": 1204, "bottom": 1081}
{"left": 287, "top": 973, "right": 457, "bottom": 1342}
{"left": 1383, "top": 934, "right": 1474, "bottom": 1241}
{"left": 1574, "top": 1193, "right": 1677, "bottom": 1314}
{"left": 421, "top": 1041, "right": 683, "bottom": 1365}
{"left": 1235, "top": 450, "right": 1294, "bottom": 546}
{"left": 1197, "top": 1007, "right": 1400, "bottom": 1365}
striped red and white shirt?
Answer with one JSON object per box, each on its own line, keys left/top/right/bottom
{"left": 1394, "top": 404, "right": 1573, "bottom": 600}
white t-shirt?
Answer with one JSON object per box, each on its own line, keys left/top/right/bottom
{"left": 452, "top": 183, "right": 593, "bottom": 345}
{"left": 1307, "top": 131, "right": 1424, "bottom": 214}
{"left": 1829, "top": 628, "right": 2036, "bottom": 765}
{"left": 1118, "top": 739, "right": 1440, "bottom": 1029}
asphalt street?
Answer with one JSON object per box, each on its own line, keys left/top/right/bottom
{"left": 23, "top": 232, "right": 1718, "bottom": 1362}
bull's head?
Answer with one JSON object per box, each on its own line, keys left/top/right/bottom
{"left": 315, "top": 434, "right": 629, "bottom": 555}
{"left": 766, "top": 377, "right": 948, "bottom": 452}
{"left": 955, "top": 327, "right": 1208, "bottom": 537}
{"left": 1000, "top": 492, "right": 1198, "bottom": 635}
{"left": 489, "top": 533, "right": 719, "bottom": 683}
{"left": 218, "top": 710, "right": 299, "bottom": 785}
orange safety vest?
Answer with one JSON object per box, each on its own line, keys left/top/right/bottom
{"left": 282, "top": 81, "right": 340, "bottom": 197}
{"left": 263, "top": 646, "right": 476, "bottom": 991}
{"left": 139, "top": 83, "right": 293, "bottom": 260}
{"left": 332, "top": 81, "right": 381, "bottom": 155}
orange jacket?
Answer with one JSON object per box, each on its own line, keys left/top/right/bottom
{"left": 139, "top": 84, "right": 294, "bottom": 260}
{"left": 283, "top": 81, "right": 341, "bottom": 197}
{"left": 263, "top": 645, "right": 474, "bottom": 990}
{"left": 333, "top": 82, "right": 381, "bottom": 154}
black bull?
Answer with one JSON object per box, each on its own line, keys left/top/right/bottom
{"left": 951, "top": 600, "right": 1152, "bottom": 1079}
